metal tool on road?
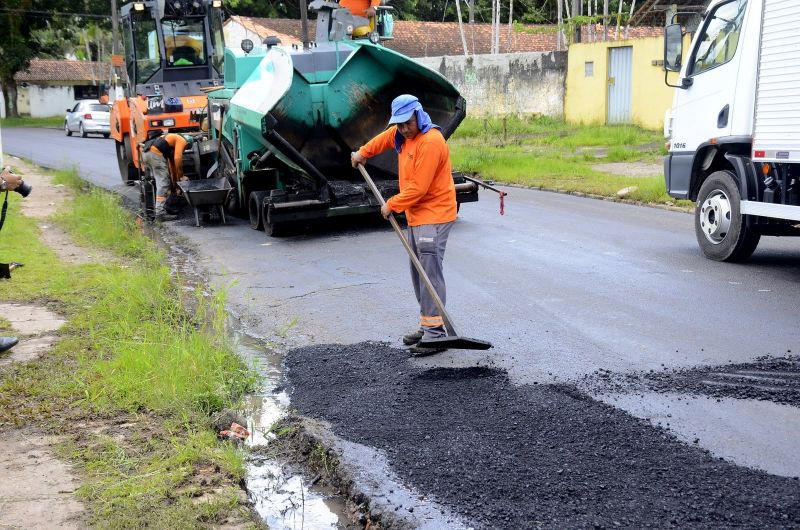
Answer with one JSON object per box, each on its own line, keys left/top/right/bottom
{"left": 358, "top": 164, "right": 492, "bottom": 351}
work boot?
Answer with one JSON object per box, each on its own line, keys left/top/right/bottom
{"left": 0, "top": 336, "right": 19, "bottom": 353}
{"left": 402, "top": 329, "right": 424, "bottom": 345}
{"left": 408, "top": 344, "right": 447, "bottom": 357}
{"left": 155, "top": 210, "right": 179, "bottom": 222}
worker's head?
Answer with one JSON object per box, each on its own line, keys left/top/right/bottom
{"left": 180, "top": 133, "right": 194, "bottom": 145}
{"left": 389, "top": 94, "right": 422, "bottom": 139}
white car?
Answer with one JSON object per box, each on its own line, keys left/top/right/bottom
{"left": 64, "top": 100, "right": 110, "bottom": 138}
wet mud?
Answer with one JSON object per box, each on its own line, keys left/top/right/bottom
{"left": 286, "top": 342, "right": 800, "bottom": 529}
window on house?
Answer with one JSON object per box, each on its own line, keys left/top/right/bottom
{"left": 585, "top": 61, "right": 594, "bottom": 77}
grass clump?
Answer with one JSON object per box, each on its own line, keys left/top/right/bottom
{"left": 0, "top": 166, "right": 259, "bottom": 527}
{"left": 450, "top": 115, "right": 687, "bottom": 207}
{"left": 1, "top": 116, "right": 64, "bottom": 128}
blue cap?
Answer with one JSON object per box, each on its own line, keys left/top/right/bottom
{"left": 388, "top": 94, "right": 421, "bottom": 125}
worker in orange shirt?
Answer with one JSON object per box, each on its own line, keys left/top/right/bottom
{"left": 141, "top": 131, "right": 193, "bottom": 221}
{"left": 351, "top": 94, "right": 457, "bottom": 356}
{"left": 339, "top": 0, "right": 379, "bottom": 18}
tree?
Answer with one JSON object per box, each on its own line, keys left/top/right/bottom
{"left": 0, "top": 0, "right": 110, "bottom": 117}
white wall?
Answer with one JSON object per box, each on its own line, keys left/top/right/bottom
{"left": 26, "top": 85, "right": 79, "bottom": 118}
{"left": 416, "top": 51, "right": 566, "bottom": 117}
{"left": 0, "top": 84, "right": 89, "bottom": 118}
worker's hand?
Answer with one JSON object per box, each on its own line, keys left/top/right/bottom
{"left": 351, "top": 151, "right": 366, "bottom": 168}
{"left": 0, "top": 168, "right": 22, "bottom": 191}
{"left": 366, "top": 6, "right": 377, "bottom": 17}
{"left": 380, "top": 203, "right": 391, "bottom": 219}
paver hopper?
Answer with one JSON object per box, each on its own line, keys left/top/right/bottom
{"left": 206, "top": 0, "right": 479, "bottom": 235}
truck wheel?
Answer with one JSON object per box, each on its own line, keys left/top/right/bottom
{"left": 695, "top": 170, "right": 760, "bottom": 262}
{"left": 64, "top": 121, "right": 72, "bottom": 137}
{"left": 248, "top": 191, "right": 268, "bottom": 231}
{"left": 116, "top": 138, "right": 138, "bottom": 185}
{"left": 264, "top": 219, "right": 287, "bottom": 237}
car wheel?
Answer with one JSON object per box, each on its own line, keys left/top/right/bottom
{"left": 103, "top": 133, "right": 110, "bottom": 139}
{"left": 80, "top": 123, "right": 88, "bottom": 138}
{"left": 64, "top": 121, "right": 72, "bottom": 137}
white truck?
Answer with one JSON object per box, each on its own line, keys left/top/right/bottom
{"left": 663, "top": 0, "right": 800, "bottom": 261}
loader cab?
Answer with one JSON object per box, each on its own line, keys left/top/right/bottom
{"left": 120, "top": 0, "right": 225, "bottom": 95}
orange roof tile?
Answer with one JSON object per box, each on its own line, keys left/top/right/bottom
{"left": 228, "top": 16, "right": 663, "bottom": 57}
{"left": 15, "top": 58, "right": 112, "bottom": 83}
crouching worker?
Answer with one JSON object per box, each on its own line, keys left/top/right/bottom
{"left": 351, "top": 94, "right": 457, "bottom": 356}
{"left": 141, "top": 131, "right": 194, "bottom": 221}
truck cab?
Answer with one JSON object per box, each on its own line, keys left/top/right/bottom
{"left": 664, "top": 0, "right": 800, "bottom": 261}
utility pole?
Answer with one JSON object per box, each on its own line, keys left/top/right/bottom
{"left": 111, "top": 0, "right": 122, "bottom": 100}
{"left": 467, "top": 0, "right": 474, "bottom": 23}
{"left": 300, "top": 0, "right": 310, "bottom": 49}
{"left": 571, "top": 0, "right": 581, "bottom": 43}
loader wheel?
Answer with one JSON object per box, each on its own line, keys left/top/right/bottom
{"left": 695, "top": 170, "right": 760, "bottom": 262}
{"left": 116, "top": 138, "right": 138, "bottom": 185}
{"left": 248, "top": 191, "right": 268, "bottom": 231}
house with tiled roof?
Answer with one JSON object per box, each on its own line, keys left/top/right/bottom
{"left": 223, "top": 16, "right": 662, "bottom": 57}
{"left": 1, "top": 58, "right": 112, "bottom": 118}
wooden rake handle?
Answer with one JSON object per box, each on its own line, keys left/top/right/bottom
{"left": 357, "top": 164, "right": 458, "bottom": 337}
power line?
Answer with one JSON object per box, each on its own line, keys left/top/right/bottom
{"left": 0, "top": 8, "right": 111, "bottom": 19}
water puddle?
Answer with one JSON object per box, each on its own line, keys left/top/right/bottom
{"left": 232, "top": 329, "right": 348, "bottom": 529}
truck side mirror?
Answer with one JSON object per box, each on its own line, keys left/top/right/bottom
{"left": 664, "top": 24, "right": 683, "bottom": 72}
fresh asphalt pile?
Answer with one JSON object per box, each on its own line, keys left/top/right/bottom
{"left": 583, "top": 355, "right": 800, "bottom": 407}
{"left": 286, "top": 342, "right": 800, "bottom": 529}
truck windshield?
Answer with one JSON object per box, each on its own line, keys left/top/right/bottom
{"left": 691, "top": 0, "right": 747, "bottom": 76}
{"left": 162, "top": 18, "right": 206, "bottom": 67}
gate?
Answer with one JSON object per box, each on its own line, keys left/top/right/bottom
{"left": 607, "top": 46, "right": 632, "bottom": 124}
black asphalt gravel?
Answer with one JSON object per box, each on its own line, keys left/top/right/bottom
{"left": 286, "top": 342, "right": 800, "bottom": 529}
{"left": 583, "top": 355, "right": 800, "bottom": 407}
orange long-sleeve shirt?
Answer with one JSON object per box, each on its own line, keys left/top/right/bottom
{"left": 339, "top": 0, "right": 380, "bottom": 17}
{"left": 150, "top": 133, "right": 190, "bottom": 183}
{"left": 359, "top": 126, "right": 456, "bottom": 227}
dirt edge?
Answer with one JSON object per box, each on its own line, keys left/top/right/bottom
{"left": 257, "top": 414, "right": 414, "bottom": 530}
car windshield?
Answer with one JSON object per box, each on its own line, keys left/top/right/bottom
{"left": 89, "top": 104, "right": 110, "bottom": 112}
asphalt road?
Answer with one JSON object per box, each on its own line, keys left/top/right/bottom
{"left": 4, "top": 127, "right": 800, "bottom": 523}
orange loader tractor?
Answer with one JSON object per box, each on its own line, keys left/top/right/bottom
{"left": 111, "top": 0, "right": 225, "bottom": 184}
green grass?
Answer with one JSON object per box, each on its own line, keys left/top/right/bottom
{"left": 1, "top": 115, "right": 64, "bottom": 128}
{"left": 450, "top": 116, "right": 686, "bottom": 206}
{"left": 0, "top": 167, "right": 259, "bottom": 527}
